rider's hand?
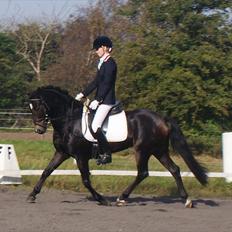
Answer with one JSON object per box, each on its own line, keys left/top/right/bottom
{"left": 75, "top": 93, "right": 84, "bottom": 101}
{"left": 89, "top": 100, "right": 99, "bottom": 110}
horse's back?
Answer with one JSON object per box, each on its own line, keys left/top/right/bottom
{"left": 126, "top": 108, "right": 167, "bottom": 125}
{"left": 125, "top": 108, "right": 170, "bottom": 142}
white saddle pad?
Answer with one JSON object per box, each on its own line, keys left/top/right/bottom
{"left": 81, "top": 107, "right": 128, "bottom": 143}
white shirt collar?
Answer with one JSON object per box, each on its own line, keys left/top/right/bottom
{"left": 98, "top": 53, "right": 110, "bottom": 70}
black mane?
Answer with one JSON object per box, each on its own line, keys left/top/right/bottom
{"left": 37, "top": 85, "right": 71, "bottom": 98}
{"left": 33, "top": 85, "right": 78, "bottom": 105}
{"left": 34, "top": 85, "right": 84, "bottom": 111}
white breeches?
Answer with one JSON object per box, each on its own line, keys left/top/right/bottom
{"left": 92, "top": 104, "right": 113, "bottom": 133}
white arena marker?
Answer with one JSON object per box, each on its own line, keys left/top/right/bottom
{"left": 222, "top": 132, "right": 232, "bottom": 182}
{"left": 0, "top": 144, "right": 22, "bottom": 184}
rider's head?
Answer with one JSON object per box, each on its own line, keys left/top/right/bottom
{"left": 93, "top": 36, "right": 113, "bottom": 57}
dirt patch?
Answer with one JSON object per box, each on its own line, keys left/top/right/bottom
{"left": 0, "top": 186, "right": 231, "bottom": 232}
{"left": 0, "top": 131, "right": 53, "bottom": 141}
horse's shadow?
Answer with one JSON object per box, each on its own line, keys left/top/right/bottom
{"left": 62, "top": 195, "right": 219, "bottom": 207}
{"left": 107, "top": 196, "right": 219, "bottom": 207}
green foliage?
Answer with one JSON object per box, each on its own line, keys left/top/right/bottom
{"left": 115, "top": 0, "right": 232, "bottom": 153}
{"left": 0, "top": 33, "right": 30, "bottom": 108}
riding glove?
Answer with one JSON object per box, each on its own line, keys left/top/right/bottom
{"left": 75, "top": 93, "right": 84, "bottom": 101}
{"left": 89, "top": 100, "right": 99, "bottom": 110}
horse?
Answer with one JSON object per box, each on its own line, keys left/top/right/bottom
{"left": 27, "top": 85, "right": 207, "bottom": 207}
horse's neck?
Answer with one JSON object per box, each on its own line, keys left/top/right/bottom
{"left": 44, "top": 91, "right": 70, "bottom": 115}
{"left": 49, "top": 100, "right": 83, "bottom": 130}
{"left": 67, "top": 102, "right": 83, "bottom": 118}
{"left": 48, "top": 101, "right": 68, "bottom": 117}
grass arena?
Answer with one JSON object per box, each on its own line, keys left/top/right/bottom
{"left": 0, "top": 131, "right": 232, "bottom": 232}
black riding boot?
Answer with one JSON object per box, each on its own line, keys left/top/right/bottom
{"left": 94, "top": 128, "right": 112, "bottom": 165}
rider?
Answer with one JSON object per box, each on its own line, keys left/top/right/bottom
{"left": 75, "top": 35, "right": 117, "bottom": 165}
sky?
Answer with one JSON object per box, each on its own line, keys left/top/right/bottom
{"left": 0, "top": 0, "right": 231, "bottom": 26}
{"left": 0, "top": 0, "right": 97, "bottom": 25}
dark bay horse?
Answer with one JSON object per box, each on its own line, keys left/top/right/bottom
{"left": 27, "top": 86, "right": 207, "bottom": 207}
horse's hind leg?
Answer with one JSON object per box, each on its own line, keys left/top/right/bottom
{"left": 157, "top": 153, "right": 193, "bottom": 208}
{"left": 117, "top": 150, "right": 150, "bottom": 205}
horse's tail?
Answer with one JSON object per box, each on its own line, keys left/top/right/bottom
{"left": 167, "top": 117, "right": 208, "bottom": 186}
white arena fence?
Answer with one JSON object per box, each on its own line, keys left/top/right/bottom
{"left": 0, "top": 109, "right": 33, "bottom": 130}
{"left": 19, "top": 169, "right": 230, "bottom": 179}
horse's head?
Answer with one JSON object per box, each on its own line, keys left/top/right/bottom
{"left": 28, "top": 88, "right": 50, "bottom": 134}
{"left": 28, "top": 86, "right": 83, "bottom": 134}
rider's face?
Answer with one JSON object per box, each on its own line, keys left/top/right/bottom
{"left": 95, "top": 46, "right": 107, "bottom": 58}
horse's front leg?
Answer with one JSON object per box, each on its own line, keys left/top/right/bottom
{"left": 76, "top": 156, "right": 111, "bottom": 206}
{"left": 27, "top": 151, "right": 68, "bottom": 203}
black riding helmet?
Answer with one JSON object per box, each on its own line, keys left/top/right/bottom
{"left": 93, "top": 36, "right": 113, "bottom": 50}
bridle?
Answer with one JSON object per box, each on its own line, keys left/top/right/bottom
{"left": 29, "top": 97, "right": 76, "bottom": 129}
{"left": 29, "top": 98, "right": 50, "bottom": 130}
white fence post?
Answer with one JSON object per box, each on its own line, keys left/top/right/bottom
{"left": 0, "top": 144, "right": 22, "bottom": 184}
{"left": 222, "top": 132, "right": 232, "bottom": 182}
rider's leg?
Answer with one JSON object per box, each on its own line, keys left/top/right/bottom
{"left": 94, "top": 128, "right": 112, "bottom": 164}
{"left": 92, "top": 104, "right": 112, "bottom": 164}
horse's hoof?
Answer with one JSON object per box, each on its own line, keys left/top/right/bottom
{"left": 97, "top": 199, "right": 111, "bottom": 206}
{"left": 185, "top": 198, "right": 193, "bottom": 208}
{"left": 26, "top": 195, "right": 36, "bottom": 203}
{"left": 116, "top": 198, "right": 127, "bottom": 206}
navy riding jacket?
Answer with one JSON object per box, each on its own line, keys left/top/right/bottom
{"left": 82, "top": 57, "right": 117, "bottom": 105}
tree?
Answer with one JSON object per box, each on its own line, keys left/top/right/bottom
{"left": 0, "top": 32, "right": 29, "bottom": 108}
{"left": 116, "top": 0, "right": 232, "bottom": 115}
{"left": 114, "top": 0, "right": 232, "bottom": 153}
{"left": 43, "top": 1, "right": 119, "bottom": 94}
{"left": 12, "top": 22, "right": 59, "bottom": 81}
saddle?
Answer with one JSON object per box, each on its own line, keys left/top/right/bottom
{"left": 81, "top": 100, "right": 128, "bottom": 143}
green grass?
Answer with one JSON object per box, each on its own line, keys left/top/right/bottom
{"left": 0, "top": 138, "right": 231, "bottom": 198}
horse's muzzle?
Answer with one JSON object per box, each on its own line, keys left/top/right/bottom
{"left": 34, "top": 124, "right": 47, "bottom": 134}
